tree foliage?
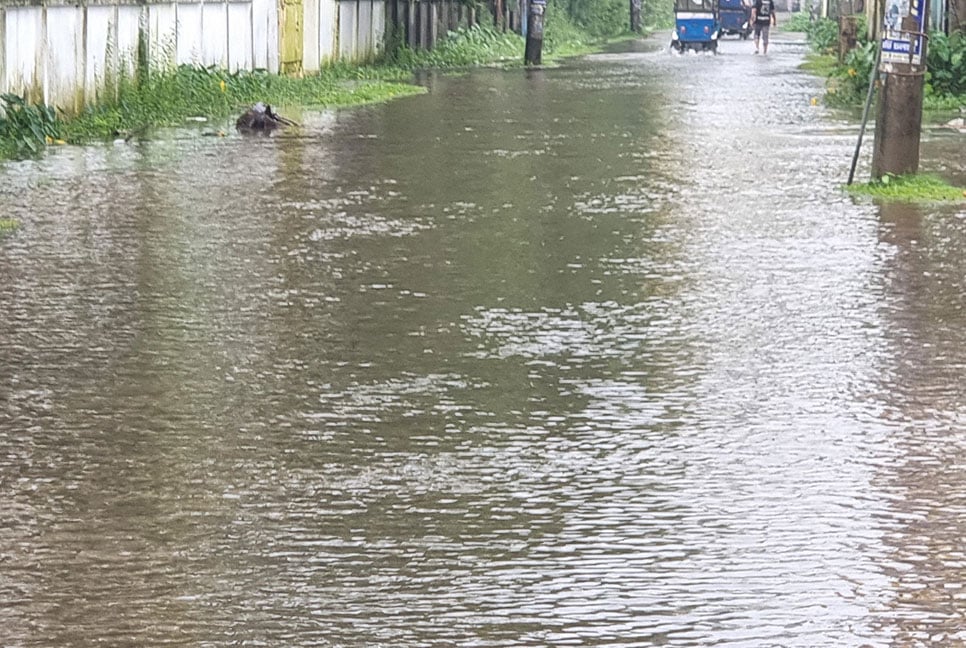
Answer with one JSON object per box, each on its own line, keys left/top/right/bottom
{"left": 926, "top": 30, "right": 966, "bottom": 98}
{"left": 551, "top": 0, "right": 672, "bottom": 36}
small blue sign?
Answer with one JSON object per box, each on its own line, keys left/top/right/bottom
{"left": 880, "top": 0, "right": 926, "bottom": 65}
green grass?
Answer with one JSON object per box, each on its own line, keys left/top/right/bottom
{"left": 799, "top": 53, "right": 838, "bottom": 76}
{"left": 60, "top": 66, "right": 425, "bottom": 144}
{"left": 387, "top": 25, "right": 526, "bottom": 68}
{"left": 0, "top": 218, "right": 21, "bottom": 233}
{"left": 923, "top": 92, "right": 966, "bottom": 112}
{"left": 846, "top": 173, "right": 966, "bottom": 202}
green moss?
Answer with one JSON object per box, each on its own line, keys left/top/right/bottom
{"left": 846, "top": 173, "right": 966, "bottom": 202}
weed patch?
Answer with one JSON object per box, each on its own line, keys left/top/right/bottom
{"left": 61, "top": 66, "right": 424, "bottom": 144}
{"left": 847, "top": 173, "right": 966, "bottom": 202}
{"left": 0, "top": 94, "right": 61, "bottom": 159}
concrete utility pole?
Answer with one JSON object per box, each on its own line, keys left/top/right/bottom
{"left": 838, "top": 14, "right": 858, "bottom": 61}
{"left": 524, "top": 0, "right": 546, "bottom": 65}
{"left": 631, "top": 0, "right": 643, "bottom": 32}
{"left": 871, "top": 0, "right": 930, "bottom": 178}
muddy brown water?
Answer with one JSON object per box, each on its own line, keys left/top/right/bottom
{"left": 1, "top": 32, "right": 964, "bottom": 647}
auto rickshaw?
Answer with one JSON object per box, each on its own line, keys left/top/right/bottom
{"left": 671, "top": 0, "right": 720, "bottom": 53}
{"left": 718, "top": 0, "right": 752, "bottom": 38}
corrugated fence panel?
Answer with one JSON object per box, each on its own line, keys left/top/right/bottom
{"left": 201, "top": 1, "right": 229, "bottom": 68}
{"left": 83, "top": 4, "right": 113, "bottom": 104}
{"left": 227, "top": 1, "right": 254, "bottom": 71}
{"left": 338, "top": 0, "right": 356, "bottom": 60}
{"left": 116, "top": 5, "right": 141, "bottom": 75}
{"left": 147, "top": 2, "right": 179, "bottom": 71}
{"left": 252, "top": 0, "right": 277, "bottom": 71}
{"left": 303, "top": 0, "right": 320, "bottom": 72}
{"left": 4, "top": 7, "right": 42, "bottom": 103}
{"left": 319, "top": 0, "right": 337, "bottom": 64}
{"left": 0, "top": 0, "right": 492, "bottom": 114}
{"left": 45, "top": 6, "right": 83, "bottom": 111}
{"left": 372, "top": 0, "right": 384, "bottom": 56}
{"left": 356, "top": 0, "right": 371, "bottom": 58}
{"left": 176, "top": 2, "right": 204, "bottom": 65}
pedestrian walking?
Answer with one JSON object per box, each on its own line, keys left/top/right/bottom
{"left": 751, "top": 0, "right": 777, "bottom": 54}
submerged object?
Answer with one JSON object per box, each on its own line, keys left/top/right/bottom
{"left": 940, "top": 117, "right": 965, "bottom": 133}
{"left": 235, "top": 102, "right": 298, "bottom": 131}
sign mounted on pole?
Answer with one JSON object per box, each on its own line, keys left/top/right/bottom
{"left": 880, "top": 0, "right": 927, "bottom": 66}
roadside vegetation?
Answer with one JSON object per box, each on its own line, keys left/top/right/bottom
{"left": 846, "top": 173, "right": 966, "bottom": 202}
{"left": 0, "top": 94, "right": 62, "bottom": 159}
{"left": 791, "top": 12, "right": 966, "bottom": 112}
{"left": 787, "top": 12, "right": 964, "bottom": 198}
{"left": 0, "top": 0, "right": 662, "bottom": 162}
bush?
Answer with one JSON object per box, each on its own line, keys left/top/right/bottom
{"left": 0, "top": 93, "right": 61, "bottom": 158}
{"left": 806, "top": 18, "right": 839, "bottom": 54}
{"left": 544, "top": 4, "right": 591, "bottom": 56}
{"left": 386, "top": 25, "right": 523, "bottom": 67}
{"left": 926, "top": 30, "right": 966, "bottom": 98}
{"left": 558, "top": 0, "right": 630, "bottom": 39}
{"left": 824, "top": 40, "right": 876, "bottom": 107}
{"left": 784, "top": 11, "right": 812, "bottom": 32}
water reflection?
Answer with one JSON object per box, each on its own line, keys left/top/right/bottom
{"left": 1, "top": 33, "right": 965, "bottom": 647}
{"left": 872, "top": 202, "right": 966, "bottom": 647}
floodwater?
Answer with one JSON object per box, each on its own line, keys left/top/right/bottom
{"left": 1, "top": 30, "right": 964, "bottom": 648}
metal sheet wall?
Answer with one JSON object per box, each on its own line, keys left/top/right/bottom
{"left": 0, "top": 0, "right": 491, "bottom": 114}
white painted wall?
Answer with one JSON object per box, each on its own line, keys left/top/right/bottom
{"left": 0, "top": 0, "right": 391, "bottom": 114}
{"left": 3, "top": 7, "right": 43, "bottom": 103}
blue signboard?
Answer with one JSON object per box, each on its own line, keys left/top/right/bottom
{"left": 880, "top": 0, "right": 927, "bottom": 65}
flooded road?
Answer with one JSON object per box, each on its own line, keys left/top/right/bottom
{"left": 1, "top": 30, "right": 965, "bottom": 647}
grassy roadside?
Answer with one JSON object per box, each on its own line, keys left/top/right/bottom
{"left": 1, "top": 17, "right": 631, "bottom": 161}
{"left": 846, "top": 174, "right": 966, "bottom": 203}
{"left": 786, "top": 13, "right": 966, "bottom": 203}
{"left": 789, "top": 14, "right": 966, "bottom": 113}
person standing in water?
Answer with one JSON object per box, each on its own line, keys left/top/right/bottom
{"left": 751, "top": 0, "right": 777, "bottom": 54}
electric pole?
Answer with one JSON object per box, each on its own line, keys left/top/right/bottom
{"left": 524, "top": 0, "right": 546, "bottom": 65}
{"left": 871, "top": 0, "right": 930, "bottom": 178}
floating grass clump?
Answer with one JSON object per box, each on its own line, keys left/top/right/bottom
{"left": 0, "top": 218, "right": 21, "bottom": 233}
{"left": 847, "top": 173, "right": 966, "bottom": 202}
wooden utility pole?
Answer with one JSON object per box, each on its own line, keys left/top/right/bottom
{"left": 871, "top": 0, "right": 930, "bottom": 178}
{"left": 524, "top": 0, "right": 546, "bottom": 65}
{"left": 631, "top": 0, "right": 642, "bottom": 32}
{"left": 838, "top": 14, "right": 858, "bottom": 61}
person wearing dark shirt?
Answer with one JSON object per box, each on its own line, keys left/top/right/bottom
{"left": 752, "top": 0, "right": 777, "bottom": 54}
